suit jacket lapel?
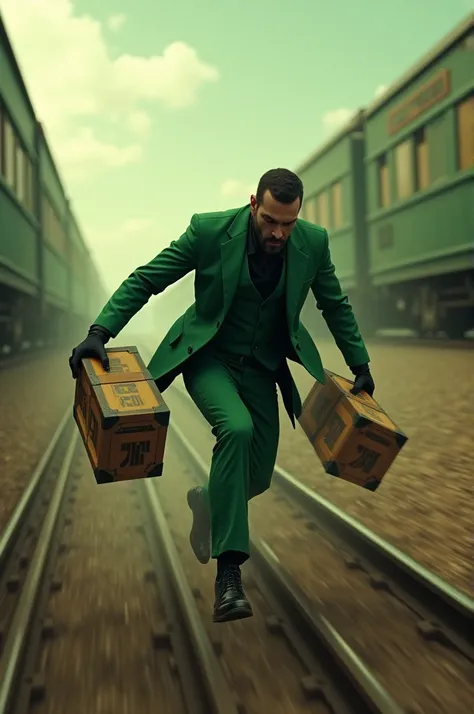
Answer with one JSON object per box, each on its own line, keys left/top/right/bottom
{"left": 219, "top": 206, "right": 309, "bottom": 328}
{"left": 286, "top": 227, "right": 309, "bottom": 332}
{"left": 220, "top": 205, "right": 249, "bottom": 314}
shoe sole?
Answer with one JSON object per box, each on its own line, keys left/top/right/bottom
{"left": 213, "top": 604, "right": 253, "bottom": 623}
{"left": 187, "top": 488, "right": 211, "bottom": 564}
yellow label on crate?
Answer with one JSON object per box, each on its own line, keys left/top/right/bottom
{"left": 101, "top": 380, "right": 161, "bottom": 412}
{"left": 91, "top": 351, "right": 143, "bottom": 378}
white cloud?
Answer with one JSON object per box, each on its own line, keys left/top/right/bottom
{"left": 220, "top": 178, "right": 255, "bottom": 201}
{"left": 107, "top": 13, "right": 126, "bottom": 32}
{"left": 126, "top": 111, "right": 152, "bottom": 137}
{"left": 321, "top": 108, "right": 353, "bottom": 134}
{"left": 53, "top": 127, "right": 142, "bottom": 181}
{"left": 0, "top": 0, "right": 219, "bottom": 180}
{"left": 321, "top": 84, "right": 389, "bottom": 137}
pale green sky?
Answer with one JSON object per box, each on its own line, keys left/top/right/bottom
{"left": 1, "top": 0, "right": 471, "bottom": 331}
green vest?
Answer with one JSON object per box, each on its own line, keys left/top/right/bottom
{"left": 210, "top": 252, "right": 289, "bottom": 371}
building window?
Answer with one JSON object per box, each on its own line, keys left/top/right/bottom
{"left": 71, "top": 242, "right": 84, "bottom": 275}
{"left": 456, "top": 94, "right": 474, "bottom": 171}
{"left": 428, "top": 113, "right": 448, "bottom": 183}
{"left": 25, "top": 158, "right": 34, "bottom": 213}
{"left": 394, "top": 139, "right": 413, "bottom": 200}
{"left": 4, "top": 116, "right": 15, "bottom": 190}
{"left": 15, "top": 144, "right": 26, "bottom": 204}
{"left": 332, "top": 181, "right": 343, "bottom": 229}
{"left": 377, "top": 154, "right": 390, "bottom": 208}
{"left": 42, "top": 191, "right": 66, "bottom": 256}
{"left": 414, "top": 128, "right": 429, "bottom": 191}
{"left": 0, "top": 108, "right": 35, "bottom": 214}
{"left": 304, "top": 196, "right": 316, "bottom": 224}
{"left": 317, "top": 191, "right": 329, "bottom": 228}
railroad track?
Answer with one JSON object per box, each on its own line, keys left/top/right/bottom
{"left": 3, "top": 355, "right": 470, "bottom": 712}
{"left": 270, "top": 466, "right": 474, "bottom": 659}
{"left": 0, "top": 411, "right": 238, "bottom": 714}
{"left": 164, "top": 380, "right": 474, "bottom": 709}
{"left": 169, "top": 382, "right": 473, "bottom": 660}
{"left": 166, "top": 424, "right": 405, "bottom": 714}
{"left": 0, "top": 399, "right": 402, "bottom": 712}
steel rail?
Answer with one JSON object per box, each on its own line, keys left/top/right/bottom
{"left": 168, "top": 421, "right": 405, "bottom": 714}
{"left": 169, "top": 380, "right": 474, "bottom": 661}
{"left": 0, "top": 406, "right": 237, "bottom": 714}
{"left": 142, "top": 481, "right": 240, "bottom": 714}
{"left": 0, "top": 407, "right": 71, "bottom": 569}
{"left": 0, "top": 429, "right": 78, "bottom": 713}
{"left": 271, "top": 465, "right": 474, "bottom": 660}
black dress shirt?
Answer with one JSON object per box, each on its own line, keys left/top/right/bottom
{"left": 246, "top": 217, "right": 285, "bottom": 300}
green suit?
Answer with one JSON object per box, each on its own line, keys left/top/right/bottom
{"left": 94, "top": 204, "right": 369, "bottom": 557}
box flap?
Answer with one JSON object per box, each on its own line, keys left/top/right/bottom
{"left": 325, "top": 370, "right": 385, "bottom": 413}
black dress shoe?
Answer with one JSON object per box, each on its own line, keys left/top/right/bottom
{"left": 187, "top": 486, "right": 210, "bottom": 564}
{"left": 213, "top": 565, "right": 253, "bottom": 623}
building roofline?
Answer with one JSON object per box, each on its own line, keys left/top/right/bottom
{"left": 1, "top": 11, "right": 71, "bottom": 207}
{"left": 294, "top": 13, "right": 473, "bottom": 176}
{"left": 294, "top": 109, "right": 365, "bottom": 175}
{"left": 0, "top": 10, "right": 105, "bottom": 281}
{"left": 0, "top": 9, "right": 38, "bottom": 126}
{"left": 37, "top": 122, "right": 69, "bottom": 205}
{"left": 364, "top": 12, "right": 473, "bottom": 118}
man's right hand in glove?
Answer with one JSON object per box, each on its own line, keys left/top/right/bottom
{"left": 69, "top": 325, "right": 112, "bottom": 379}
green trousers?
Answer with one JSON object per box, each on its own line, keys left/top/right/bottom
{"left": 182, "top": 349, "right": 280, "bottom": 560}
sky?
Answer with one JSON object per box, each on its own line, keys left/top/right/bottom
{"left": 0, "top": 0, "right": 472, "bottom": 331}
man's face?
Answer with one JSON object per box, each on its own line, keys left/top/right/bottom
{"left": 250, "top": 189, "right": 300, "bottom": 255}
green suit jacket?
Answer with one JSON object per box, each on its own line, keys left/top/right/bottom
{"left": 94, "top": 204, "right": 370, "bottom": 426}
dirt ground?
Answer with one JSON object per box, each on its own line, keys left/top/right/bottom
{"left": 161, "top": 375, "right": 474, "bottom": 714}
{"left": 0, "top": 350, "right": 74, "bottom": 533}
{"left": 276, "top": 339, "right": 474, "bottom": 596}
{"left": 160, "top": 337, "right": 473, "bottom": 595}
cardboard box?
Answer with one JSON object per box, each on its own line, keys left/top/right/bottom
{"left": 73, "top": 346, "right": 170, "bottom": 484}
{"left": 298, "top": 370, "right": 407, "bottom": 491}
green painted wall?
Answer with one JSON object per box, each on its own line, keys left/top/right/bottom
{"left": 0, "top": 188, "right": 37, "bottom": 284}
{"left": 43, "top": 246, "right": 68, "bottom": 306}
{"left": 364, "top": 31, "right": 473, "bottom": 286}
{"left": 39, "top": 136, "right": 67, "bottom": 228}
{"left": 365, "top": 39, "right": 473, "bottom": 159}
{"left": 368, "top": 176, "right": 474, "bottom": 285}
{"left": 0, "top": 34, "right": 35, "bottom": 153}
{"left": 68, "top": 210, "right": 85, "bottom": 249}
{"left": 298, "top": 132, "right": 360, "bottom": 290}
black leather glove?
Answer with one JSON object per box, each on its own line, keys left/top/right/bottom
{"left": 349, "top": 363, "right": 375, "bottom": 397}
{"left": 69, "top": 325, "right": 112, "bottom": 379}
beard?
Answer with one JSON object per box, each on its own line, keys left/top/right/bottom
{"left": 251, "top": 215, "right": 286, "bottom": 254}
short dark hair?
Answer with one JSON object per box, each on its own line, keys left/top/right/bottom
{"left": 256, "top": 168, "right": 304, "bottom": 207}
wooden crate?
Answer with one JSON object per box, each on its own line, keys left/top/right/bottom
{"left": 73, "top": 346, "right": 170, "bottom": 484}
{"left": 298, "top": 370, "right": 408, "bottom": 491}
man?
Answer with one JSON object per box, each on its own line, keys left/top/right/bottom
{"left": 69, "top": 168, "right": 374, "bottom": 624}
